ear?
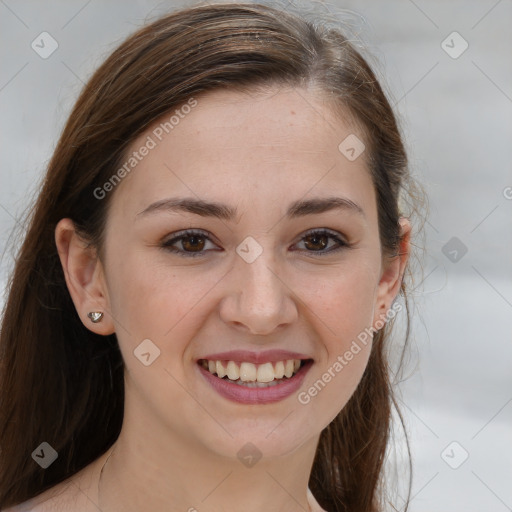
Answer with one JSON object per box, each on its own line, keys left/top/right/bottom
{"left": 55, "top": 218, "right": 115, "bottom": 335}
{"left": 372, "top": 217, "right": 411, "bottom": 329}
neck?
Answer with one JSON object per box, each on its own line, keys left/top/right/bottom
{"left": 98, "top": 434, "right": 320, "bottom": 512}
{"left": 96, "top": 385, "right": 323, "bottom": 512}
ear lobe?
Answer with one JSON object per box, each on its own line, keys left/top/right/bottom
{"left": 54, "top": 218, "right": 115, "bottom": 335}
{"left": 372, "top": 217, "right": 411, "bottom": 329}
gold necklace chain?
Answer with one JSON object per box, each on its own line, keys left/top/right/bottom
{"left": 97, "top": 446, "right": 115, "bottom": 510}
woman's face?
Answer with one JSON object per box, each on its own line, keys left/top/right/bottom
{"left": 94, "top": 86, "right": 405, "bottom": 458}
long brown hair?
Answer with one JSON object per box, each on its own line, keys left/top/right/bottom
{"left": 0, "top": 3, "right": 425, "bottom": 510}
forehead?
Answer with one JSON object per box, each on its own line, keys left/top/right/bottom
{"left": 109, "top": 86, "right": 375, "bottom": 222}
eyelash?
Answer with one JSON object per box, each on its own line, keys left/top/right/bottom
{"left": 160, "top": 229, "right": 350, "bottom": 258}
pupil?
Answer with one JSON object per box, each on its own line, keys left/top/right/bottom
{"left": 306, "top": 234, "right": 327, "bottom": 251}
{"left": 184, "top": 235, "right": 204, "bottom": 251}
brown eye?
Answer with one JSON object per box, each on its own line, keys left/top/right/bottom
{"left": 162, "top": 229, "right": 348, "bottom": 258}
{"left": 161, "top": 230, "right": 217, "bottom": 257}
{"left": 294, "top": 229, "right": 348, "bottom": 255}
{"left": 181, "top": 234, "right": 206, "bottom": 252}
{"left": 303, "top": 233, "right": 329, "bottom": 251}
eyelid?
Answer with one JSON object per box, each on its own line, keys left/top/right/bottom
{"left": 299, "top": 227, "right": 348, "bottom": 244}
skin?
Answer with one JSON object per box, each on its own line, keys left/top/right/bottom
{"left": 19, "top": 86, "right": 410, "bottom": 512}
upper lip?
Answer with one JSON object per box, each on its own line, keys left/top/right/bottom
{"left": 197, "top": 350, "right": 313, "bottom": 364}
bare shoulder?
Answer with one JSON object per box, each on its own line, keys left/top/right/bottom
{"left": 3, "top": 480, "right": 87, "bottom": 512}
{"left": 3, "top": 482, "right": 73, "bottom": 511}
{"left": 3, "top": 452, "right": 109, "bottom": 512}
{"left": 307, "top": 487, "right": 327, "bottom": 512}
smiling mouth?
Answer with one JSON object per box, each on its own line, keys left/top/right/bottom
{"left": 197, "top": 358, "right": 312, "bottom": 387}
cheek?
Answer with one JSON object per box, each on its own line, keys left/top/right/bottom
{"left": 294, "top": 262, "right": 376, "bottom": 416}
{"left": 298, "top": 260, "right": 378, "bottom": 342}
{"left": 309, "top": 340, "right": 372, "bottom": 427}
{"left": 105, "top": 251, "right": 220, "bottom": 356}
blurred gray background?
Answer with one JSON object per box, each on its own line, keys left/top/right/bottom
{"left": 1, "top": 0, "right": 511, "bottom": 510}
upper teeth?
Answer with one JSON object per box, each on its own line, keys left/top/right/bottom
{"left": 201, "top": 359, "right": 302, "bottom": 383}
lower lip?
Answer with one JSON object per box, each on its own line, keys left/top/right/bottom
{"left": 197, "top": 360, "right": 313, "bottom": 404}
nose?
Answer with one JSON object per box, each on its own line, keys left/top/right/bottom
{"left": 219, "top": 249, "right": 298, "bottom": 336}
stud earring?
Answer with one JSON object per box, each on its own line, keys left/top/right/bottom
{"left": 87, "top": 311, "right": 104, "bottom": 323}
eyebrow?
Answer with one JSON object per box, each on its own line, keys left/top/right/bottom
{"left": 136, "top": 196, "right": 365, "bottom": 221}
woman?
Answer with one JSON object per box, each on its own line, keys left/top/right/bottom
{"left": 0, "top": 2, "right": 424, "bottom": 511}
